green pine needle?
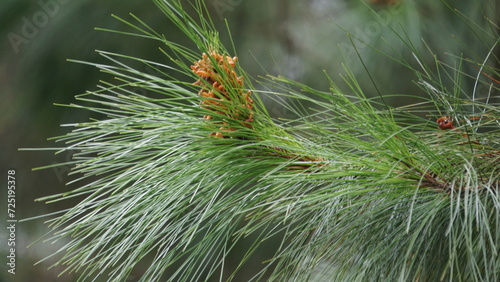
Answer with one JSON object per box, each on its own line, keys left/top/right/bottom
{"left": 28, "top": 0, "right": 500, "bottom": 281}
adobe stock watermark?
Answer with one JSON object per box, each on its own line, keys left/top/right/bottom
{"left": 6, "top": 170, "right": 17, "bottom": 275}
{"left": 338, "top": 2, "right": 404, "bottom": 62}
{"left": 211, "top": 0, "right": 243, "bottom": 20}
{"left": 51, "top": 150, "right": 75, "bottom": 183}
{"left": 7, "top": 0, "right": 69, "bottom": 54}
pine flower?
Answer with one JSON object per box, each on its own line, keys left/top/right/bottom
{"left": 191, "top": 51, "right": 253, "bottom": 137}
{"left": 436, "top": 116, "right": 456, "bottom": 130}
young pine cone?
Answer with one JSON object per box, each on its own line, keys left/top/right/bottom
{"left": 191, "top": 51, "right": 254, "bottom": 137}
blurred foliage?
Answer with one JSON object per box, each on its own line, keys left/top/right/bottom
{"left": 0, "top": 0, "right": 498, "bottom": 281}
{"left": 221, "top": 0, "right": 499, "bottom": 108}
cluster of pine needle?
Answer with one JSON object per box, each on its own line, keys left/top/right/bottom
{"left": 30, "top": 0, "right": 499, "bottom": 281}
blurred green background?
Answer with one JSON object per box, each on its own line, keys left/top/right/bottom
{"left": 1, "top": 0, "right": 498, "bottom": 281}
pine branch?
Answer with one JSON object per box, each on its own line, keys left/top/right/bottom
{"left": 27, "top": 0, "right": 500, "bottom": 281}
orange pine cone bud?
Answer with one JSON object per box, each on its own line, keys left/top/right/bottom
{"left": 191, "top": 51, "right": 254, "bottom": 137}
{"left": 436, "top": 116, "right": 456, "bottom": 130}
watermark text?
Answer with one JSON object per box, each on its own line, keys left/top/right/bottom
{"left": 6, "top": 170, "right": 17, "bottom": 275}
